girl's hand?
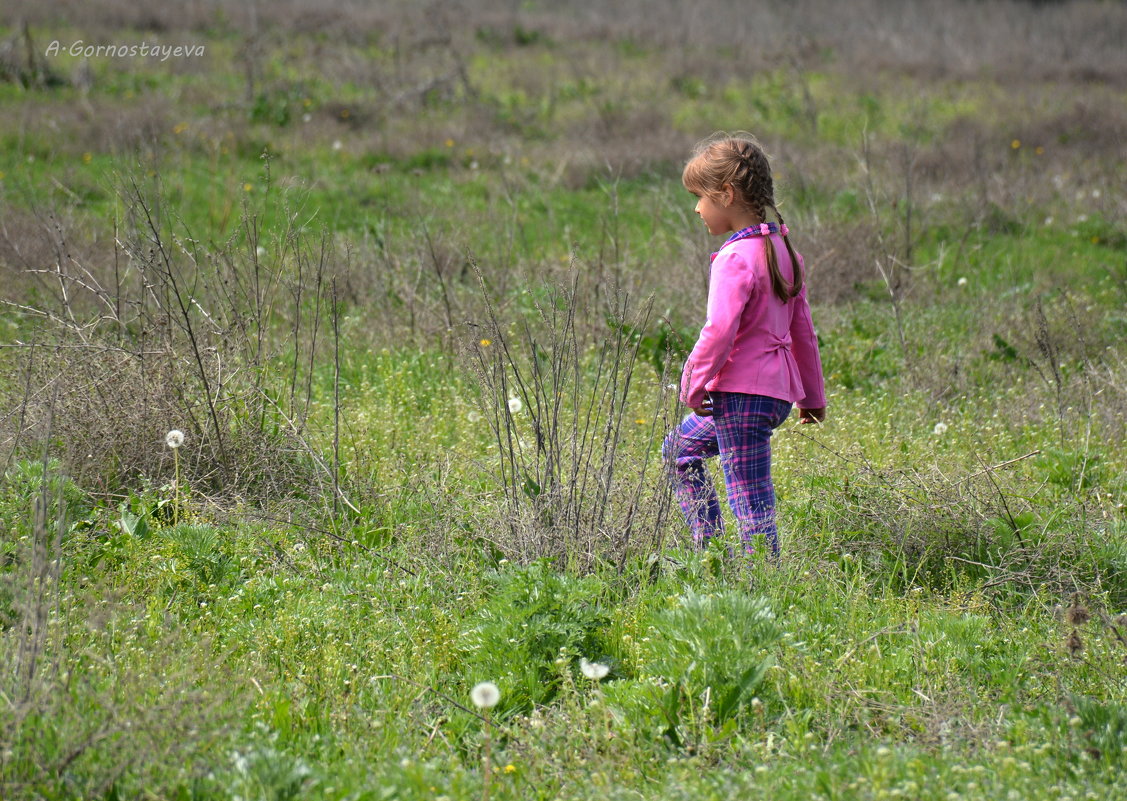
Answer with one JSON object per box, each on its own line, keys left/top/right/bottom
{"left": 691, "top": 396, "right": 714, "bottom": 417}
{"left": 798, "top": 407, "right": 825, "bottom": 424}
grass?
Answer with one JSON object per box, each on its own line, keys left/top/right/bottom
{"left": 2, "top": 1, "right": 1127, "bottom": 798}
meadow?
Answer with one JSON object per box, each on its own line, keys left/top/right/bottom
{"left": 1, "top": 1, "right": 1126, "bottom": 798}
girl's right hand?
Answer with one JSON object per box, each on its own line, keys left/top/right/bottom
{"left": 691, "top": 395, "right": 714, "bottom": 417}
{"left": 798, "top": 407, "right": 825, "bottom": 424}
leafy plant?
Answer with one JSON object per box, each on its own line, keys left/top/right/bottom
{"left": 640, "top": 589, "right": 782, "bottom": 743}
{"left": 461, "top": 560, "right": 612, "bottom": 713}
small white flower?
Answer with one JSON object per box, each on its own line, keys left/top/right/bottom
{"left": 1077, "top": 214, "right": 1088, "bottom": 223}
{"left": 467, "top": 410, "right": 483, "bottom": 423}
{"left": 256, "top": 245, "right": 267, "bottom": 259}
{"left": 956, "top": 277, "right": 967, "bottom": 287}
{"left": 165, "top": 429, "right": 185, "bottom": 449}
{"left": 933, "top": 422, "right": 948, "bottom": 436}
{"left": 302, "top": 113, "right": 312, "bottom": 123}
{"left": 471, "top": 681, "right": 500, "bottom": 709}
{"left": 579, "top": 658, "right": 610, "bottom": 681}
{"left": 332, "top": 140, "right": 343, "bottom": 151}
{"left": 1092, "top": 189, "right": 1101, "bottom": 199}
{"left": 507, "top": 396, "right": 523, "bottom": 414}
{"left": 1044, "top": 216, "right": 1054, "bottom": 226}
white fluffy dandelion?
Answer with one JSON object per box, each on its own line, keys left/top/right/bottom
{"left": 165, "top": 429, "right": 185, "bottom": 449}
{"left": 507, "top": 396, "right": 523, "bottom": 414}
{"left": 471, "top": 681, "right": 500, "bottom": 709}
{"left": 933, "top": 422, "right": 949, "bottom": 436}
{"left": 956, "top": 276, "right": 967, "bottom": 287}
{"left": 579, "top": 658, "right": 610, "bottom": 681}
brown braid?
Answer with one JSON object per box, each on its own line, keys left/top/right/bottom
{"left": 682, "top": 133, "right": 803, "bottom": 302}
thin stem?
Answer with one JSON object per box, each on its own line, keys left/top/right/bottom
{"left": 482, "top": 708, "right": 492, "bottom": 801}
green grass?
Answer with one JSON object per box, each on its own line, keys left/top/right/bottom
{"left": 2, "top": 7, "right": 1127, "bottom": 800}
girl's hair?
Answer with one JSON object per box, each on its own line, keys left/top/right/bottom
{"left": 682, "top": 133, "right": 804, "bottom": 302}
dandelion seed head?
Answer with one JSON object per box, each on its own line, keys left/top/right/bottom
{"left": 579, "top": 658, "right": 610, "bottom": 681}
{"left": 508, "top": 396, "right": 523, "bottom": 414}
{"left": 957, "top": 277, "right": 967, "bottom": 287}
{"left": 933, "top": 422, "right": 948, "bottom": 436}
{"left": 166, "top": 429, "right": 185, "bottom": 449}
{"left": 471, "top": 681, "right": 500, "bottom": 708}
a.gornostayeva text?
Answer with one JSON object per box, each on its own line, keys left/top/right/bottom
{"left": 45, "top": 41, "right": 206, "bottom": 62}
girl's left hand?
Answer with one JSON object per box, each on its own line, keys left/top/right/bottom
{"left": 798, "top": 407, "right": 826, "bottom": 424}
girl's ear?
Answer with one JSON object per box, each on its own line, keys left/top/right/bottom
{"left": 722, "top": 184, "right": 736, "bottom": 207}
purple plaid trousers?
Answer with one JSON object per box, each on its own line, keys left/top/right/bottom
{"left": 662, "top": 392, "right": 793, "bottom": 556}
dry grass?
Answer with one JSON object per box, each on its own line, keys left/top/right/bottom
{"left": 6, "top": 0, "right": 1126, "bottom": 82}
{"left": 0, "top": 180, "right": 353, "bottom": 506}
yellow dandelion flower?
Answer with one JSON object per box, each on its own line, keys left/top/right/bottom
{"left": 479, "top": 338, "right": 492, "bottom": 347}
{"left": 1035, "top": 146, "right": 1044, "bottom": 155}
{"left": 302, "top": 97, "right": 312, "bottom": 107}
{"left": 243, "top": 182, "right": 253, "bottom": 192}
{"left": 0, "top": 170, "right": 5, "bottom": 179}
{"left": 445, "top": 138, "right": 455, "bottom": 148}
{"left": 635, "top": 418, "right": 646, "bottom": 425}
{"left": 82, "top": 152, "right": 93, "bottom": 164}
{"left": 1091, "top": 236, "right": 1100, "bottom": 244}
{"left": 173, "top": 122, "right": 188, "bottom": 135}
{"left": 339, "top": 108, "right": 350, "bottom": 119}
{"left": 503, "top": 764, "right": 516, "bottom": 774}
{"left": 1010, "top": 139, "right": 1021, "bottom": 150}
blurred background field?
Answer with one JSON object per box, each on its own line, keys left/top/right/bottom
{"left": 1, "top": 1, "right": 1126, "bottom": 799}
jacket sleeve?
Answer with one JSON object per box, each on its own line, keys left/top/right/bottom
{"left": 680, "top": 249, "right": 755, "bottom": 408}
{"left": 789, "top": 279, "right": 827, "bottom": 409}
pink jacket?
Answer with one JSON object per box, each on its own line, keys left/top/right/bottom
{"left": 680, "top": 232, "right": 826, "bottom": 410}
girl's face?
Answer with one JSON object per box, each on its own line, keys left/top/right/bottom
{"left": 692, "top": 188, "right": 736, "bottom": 236}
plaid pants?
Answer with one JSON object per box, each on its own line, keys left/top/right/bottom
{"left": 662, "top": 392, "right": 793, "bottom": 556}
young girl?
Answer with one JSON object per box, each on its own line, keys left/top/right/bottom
{"left": 663, "top": 133, "right": 826, "bottom": 559}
